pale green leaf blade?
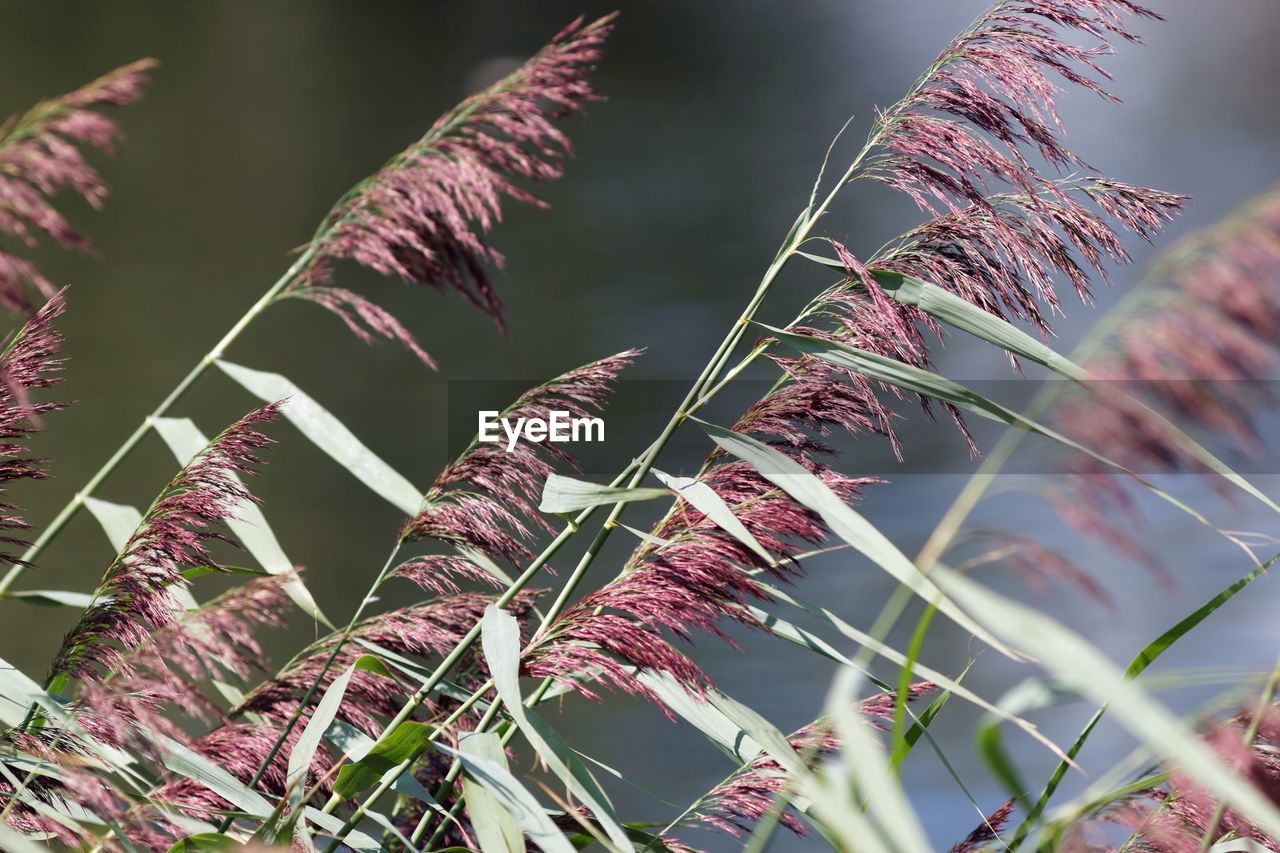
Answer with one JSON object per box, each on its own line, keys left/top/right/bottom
{"left": 460, "top": 732, "right": 524, "bottom": 853}
{"left": 827, "top": 668, "right": 931, "bottom": 853}
{"left": 538, "top": 472, "right": 668, "bottom": 514}
{"left": 286, "top": 656, "right": 383, "bottom": 809}
{"left": 302, "top": 808, "right": 382, "bottom": 853}
{"left": 0, "top": 824, "right": 55, "bottom": 853}
{"left": 752, "top": 578, "right": 1062, "bottom": 759}
{"left": 704, "top": 691, "right": 805, "bottom": 778}
{"left": 698, "top": 419, "right": 1022, "bottom": 661}
{"left": 216, "top": 359, "right": 422, "bottom": 515}
{"left": 634, "top": 670, "right": 763, "bottom": 763}
{"left": 157, "top": 736, "right": 274, "bottom": 818}
{"left": 166, "top": 833, "right": 239, "bottom": 852}
{"left": 3, "top": 589, "right": 94, "bottom": 608}
{"left": 151, "top": 415, "right": 331, "bottom": 627}
{"left": 707, "top": 688, "right": 887, "bottom": 852}
{"left": 652, "top": 468, "right": 774, "bottom": 566}
{"left": 798, "top": 258, "right": 1086, "bottom": 380}
{"left": 83, "top": 496, "right": 143, "bottom": 553}
{"left": 441, "top": 742, "right": 577, "bottom": 853}
{"left": 482, "top": 605, "right": 633, "bottom": 852}
{"left": 936, "top": 568, "right": 1280, "bottom": 840}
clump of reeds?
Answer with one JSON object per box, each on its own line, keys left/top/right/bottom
{"left": 1, "top": 4, "right": 1279, "bottom": 852}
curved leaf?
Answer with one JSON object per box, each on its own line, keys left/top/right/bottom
{"left": 697, "top": 418, "right": 1023, "bottom": 661}
{"left": 216, "top": 359, "right": 422, "bottom": 516}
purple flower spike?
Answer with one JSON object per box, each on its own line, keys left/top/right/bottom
{"left": 399, "top": 349, "right": 639, "bottom": 576}
{"left": 0, "top": 291, "right": 68, "bottom": 567}
{"left": 0, "top": 60, "right": 154, "bottom": 316}
{"left": 290, "top": 16, "right": 616, "bottom": 365}
{"left": 51, "top": 404, "right": 279, "bottom": 683}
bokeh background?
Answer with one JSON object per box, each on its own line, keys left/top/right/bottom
{"left": 2, "top": 1, "right": 1279, "bottom": 848}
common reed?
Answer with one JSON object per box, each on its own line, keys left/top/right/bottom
{"left": 0, "top": 4, "right": 1277, "bottom": 852}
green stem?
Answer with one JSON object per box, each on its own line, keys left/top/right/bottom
{"left": 0, "top": 246, "right": 318, "bottom": 598}
{"left": 215, "top": 541, "right": 402, "bottom": 833}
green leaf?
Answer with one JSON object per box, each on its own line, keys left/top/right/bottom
{"left": 83, "top": 496, "right": 143, "bottom": 553}
{"left": 323, "top": 719, "right": 444, "bottom": 811}
{"left": 460, "top": 732, "right": 524, "bottom": 853}
{"left": 652, "top": 468, "right": 775, "bottom": 566}
{"left": 976, "top": 679, "right": 1058, "bottom": 810}
{"left": 538, "top": 472, "right": 668, "bottom": 514}
{"left": 151, "top": 415, "right": 332, "bottom": 628}
{"left": 1011, "top": 554, "right": 1278, "bottom": 843}
{"left": 181, "top": 565, "right": 268, "bottom": 581}
{"left": 698, "top": 419, "right": 1022, "bottom": 661}
{"left": 482, "top": 605, "right": 634, "bottom": 852}
{"left": 762, "top": 326, "right": 1219, "bottom": 530}
{"left": 216, "top": 359, "right": 422, "bottom": 515}
{"left": 333, "top": 721, "right": 434, "bottom": 800}
{"left": 287, "top": 655, "right": 385, "bottom": 809}
{"left": 3, "top": 589, "right": 94, "bottom": 608}
{"left": 753, "top": 579, "right": 1066, "bottom": 760}
{"left": 826, "top": 668, "right": 931, "bottom": 853}
{"left": 442, "top": 742, "right": 577, "bottom": 853}
{"left": 157, "top": 735, "right": 274, "bottom": 818}
{"left": 935, "top": 567, "right": 1280, "bottom": 841}
{"left": 166, "top": 833, "right": 239, "bottom": 852}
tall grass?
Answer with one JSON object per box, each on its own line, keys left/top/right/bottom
{"left": 1, "top": 3, "right": 1279, "bottom": 851}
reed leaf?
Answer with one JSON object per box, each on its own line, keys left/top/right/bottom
{"left": 538, "top": 473, "right": 668, "bottom": 514}
{"left": 441, "top": 741, "right": 577, "bottom": 853}
{"left": 935, "top": 568, "right": 1280, "bottom": 841}
{"left": 151, "top": 415, "right": 330, "bottom": 626}
{"left": 83, "top": 497, "right": 143, "bottom": 553}
{"left": 216, "top": 359, "right": 422, "bottom": 516}
{"left": 697, "top": 418, "right": 1022, "bottom": 661}
{"left": 459, "top": 732, "right": 524, "bottom": 853}
{"left": 481, "top": 604, "right": 633, "bottom": 852}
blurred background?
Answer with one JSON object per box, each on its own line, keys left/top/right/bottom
{"left": 2, "top": 1, "right": 1279, "bottom": 848}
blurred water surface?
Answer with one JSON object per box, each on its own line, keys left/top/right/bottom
{"left": 2, "top": 2, "right": 1279, "bottom": 848}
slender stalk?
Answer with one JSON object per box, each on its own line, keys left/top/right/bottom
{"left": 415, "top": 675, "right": 560, "bottom": 848}
{"left": 215, "top": 542, "right": 402, "bottom": 833}
{"left": 0, "top": 246, "right": 318, "bottom": 597}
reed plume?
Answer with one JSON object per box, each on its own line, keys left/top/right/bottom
{"left": 51, "top": 404, "right": 278, "bottom": 683}
{"left": 0, "top": 60, "right": 153, "bottom": 316}
{"left": 526, "top": 358, "right": 881, "bottom": 702}
{"left": 287, "top": 15, "right": 615, "bottom": 366}
{"left": 0, "top": 291, "right": 67, "bottom": 567}
{"left": 1048, "top": 185, "right": 1280, "bottom": 564}
{"left": 397, "top": 349, "right": 638, "bottom": 576}
{"left": 75, "top": 574, "right": 292, "bottom": 747}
